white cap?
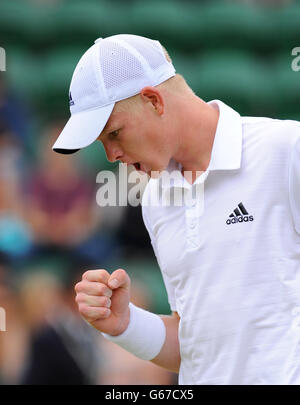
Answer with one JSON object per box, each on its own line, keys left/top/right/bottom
{"left": 52, "top": 34, "right": 176, "bottom": 154}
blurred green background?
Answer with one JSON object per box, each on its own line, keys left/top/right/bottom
{"left": 2, "top": 0, "right": 300, "bottom": 121}
{"left": 0, "top": 0, "right": 299, "bottom": 386}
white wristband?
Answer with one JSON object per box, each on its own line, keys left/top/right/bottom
{"left": 101, "top": 303, "right": 166, "bottom": 361}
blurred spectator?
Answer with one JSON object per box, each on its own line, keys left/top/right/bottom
{"left": 0, "top": 76, "right": 31, "bottom": 147}
{"left": 26, "top": 123, "right": 96, "bottom": 247}
{"left": 116, "top": 205, "right": 153, "bottom": 260}
{"left": 115, "top": 164, "right": 152, "bottom": 259}
{"left": 0, "top": 252, "right": 29, "bottom": 384}
{"left": 0, "top": 120, "right": 33, "bottom": 259}
{"left": 24, "top": 123, "right": 118, "bottom": 264}
{"left": 18, "top": 269, "right": 101, "bottom": 385}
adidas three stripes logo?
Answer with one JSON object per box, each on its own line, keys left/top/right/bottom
{"left": 226, "top": 202, "right": 254, "bottom": 225}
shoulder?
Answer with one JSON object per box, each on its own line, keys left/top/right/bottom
{"left": 242, "top": 116, "right": 300, "bottom": 136}
{"left": 241, "top": 116, "right": 300, "bottom": 152}
{"left": 288, "top": 130, "right": 300, "bottom": 234}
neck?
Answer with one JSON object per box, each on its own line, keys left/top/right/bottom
{"left": 173, "top": 97, "right": 219, "bottom": 181}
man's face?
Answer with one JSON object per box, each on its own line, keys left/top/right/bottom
{"left": 98, "top": 99, "right": 174, "bottom": 176}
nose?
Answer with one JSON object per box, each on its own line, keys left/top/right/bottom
{"left": 101, "top": 139, "right": 123, "bottom": 163}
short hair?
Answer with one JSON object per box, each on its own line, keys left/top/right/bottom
{"left": 113, "top": 45, "right": 194, "bottom": 114}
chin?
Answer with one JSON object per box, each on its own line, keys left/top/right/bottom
{"left": 143, "top": 161, "right": 169, "bottom": 178}
{"left": 148, "top": 171, "right": 160, "bottom": 179}
{"left": 148, "top": 168, "right": 166, "bottom": 179}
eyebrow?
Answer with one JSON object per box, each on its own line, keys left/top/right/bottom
{"left": 104, "top": 122, "right": 114, "bottom": 131}
{"left": 105, "top": 120, "right": 120, "bottom": 133}
{"left": 98, "top": 122, "right": 115, "bottom": 139}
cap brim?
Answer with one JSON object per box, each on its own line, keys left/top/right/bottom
{"left": 52, "top": 103, "right": 115, "bottom": 154}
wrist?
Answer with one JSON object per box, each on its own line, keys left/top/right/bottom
{"left": 109, "top": 305, "right": 131, "bottom": 336}
{"left": 101, "top": 303, "right": 166, "bottom": 361}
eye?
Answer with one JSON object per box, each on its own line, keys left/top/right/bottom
{"left": 109, "top": 129, "right": 120, "bottom": 138}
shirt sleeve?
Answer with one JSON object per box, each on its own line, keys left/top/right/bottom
{"left": 141, "top": 187, "right": 177, "bottom": 312}
{"left": 289, "top": 135, "right": 300, "bottom": 235}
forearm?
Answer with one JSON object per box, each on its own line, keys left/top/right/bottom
{"left": 151, "top": 313, "right": 181, "bottom": 373}
{"left": 101, "top": 303, "right": 181, "bottom": 373}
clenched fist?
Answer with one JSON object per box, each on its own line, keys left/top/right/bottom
{"left": 74, "top": 268, "right": 131, "bottom": 336}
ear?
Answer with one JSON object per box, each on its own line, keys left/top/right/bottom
{"left": 139, "top": 86, "right": 164, "bottom": 115}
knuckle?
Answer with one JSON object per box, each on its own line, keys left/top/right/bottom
{"left": 74, "top": 282, "right": 82, "bottom": 293}
{"left": 97, "top": 284, "right": 108, "bottom": 295}
{"left": 101, "top": 296, "right": 110, "bottom": 307}
{"left": 98, "top": 269, "right": 109, "bottom": 276}
{"left": 82, "top": 270, "right": 92, "bottom": 280}
{"left": 75, "top": 292, "right": 84, "bottom": 303}
{"left": 82, "top": 269, "right": 108, "bottom": 281}
{"left": 78, "top": 303, "right": 88, "bottom": 316}
{"left": 98, "top": 307, "right": 110, "bottom": 317}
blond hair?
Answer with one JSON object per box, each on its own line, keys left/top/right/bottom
{"left": 113, "top": 45, "right": 194, "bottom": 113}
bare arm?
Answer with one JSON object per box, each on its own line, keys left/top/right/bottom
{"left": 151, "top": 311, "right": 180, "bottom": 373}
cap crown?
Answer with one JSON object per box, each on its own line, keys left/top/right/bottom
{"left": 69, "top": 34, "right": 176, "bottom": 115}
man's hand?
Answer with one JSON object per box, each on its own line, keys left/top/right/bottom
{"left": 75, "top": 269, "right": 131, "bottom": 336}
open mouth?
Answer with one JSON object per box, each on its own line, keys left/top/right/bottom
{"left": 133, "top": 162, "right": 141, "bottom": 171}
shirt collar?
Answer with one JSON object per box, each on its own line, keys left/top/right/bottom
{"left": 160, "top": 99, "right": 242, "bottom": 189}
{"left": 207, "top": 99, "right": 242, "bottom": 171}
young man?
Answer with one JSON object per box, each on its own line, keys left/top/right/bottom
{"left": 52, "top": 34, "right": 300, "bottom": 384}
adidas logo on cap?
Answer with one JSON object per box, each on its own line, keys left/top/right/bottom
{"left": 226, "top": 202, "right": 254, "bottom": 225}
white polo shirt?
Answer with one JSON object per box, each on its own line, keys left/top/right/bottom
{"left": 141, "top": 100, "right": 300, "bottom": 385}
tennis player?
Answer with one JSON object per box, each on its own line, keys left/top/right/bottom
{"left": 52, "top": 34, "right": 300, "bottom": 384}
